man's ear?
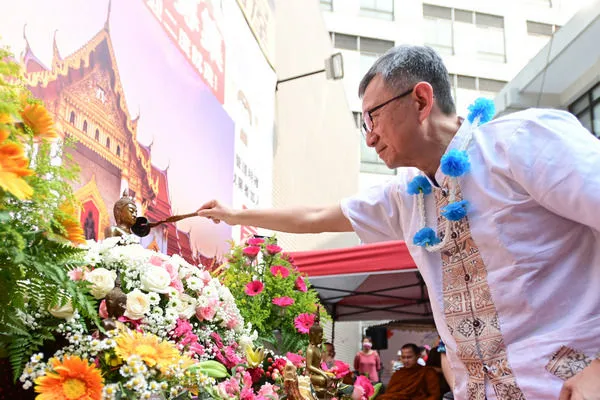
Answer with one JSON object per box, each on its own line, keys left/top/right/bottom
{"left": 413, "top": 82, "right": 434, "bottom": 124}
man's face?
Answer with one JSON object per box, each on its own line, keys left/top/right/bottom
{"left": 401, "top": 347, "right": 418, "bottom": 368}
{"left": 361, "top": 75, "right": 423, "bottom": 169}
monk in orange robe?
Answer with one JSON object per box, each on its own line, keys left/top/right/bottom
{"left": 377, "top": 343, "right": 441, "bottom": 400}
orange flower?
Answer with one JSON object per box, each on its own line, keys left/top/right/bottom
{"left": 21, "top": 103, "right": 57, "bottom": 139}
{"left": 57, "top": 201, "right": 86, "bottom": 245}
{"left": 34, "top": 355, "right": 103, "bottom": 400}
{"left": 0, "top": 128, "right": 34, "bottom": 199}
{"left": 115, "top": 330, "right": 181, "bottom": 373}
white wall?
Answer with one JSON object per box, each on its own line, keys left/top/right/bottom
{"left": 272, "top": 0, "right": 360, "bottom": 251}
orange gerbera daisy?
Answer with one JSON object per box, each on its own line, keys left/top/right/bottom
{"left": 115, "top": 330, "right": 181, "bottom": 373}
{"left": 0, "top": 127, "right": 34, "bottom": 199}
{"left": 56, "top": 201, "right": 86, "bottom": 245}
{"left": 34, "top": 355, "right": 103, "bottom": 400}
{"left": 20, "top": 103, "right": 57, "bottom": 140}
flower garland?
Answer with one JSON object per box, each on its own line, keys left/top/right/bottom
{"left": 410, "top": 98, "right": 495, "bottom": 252}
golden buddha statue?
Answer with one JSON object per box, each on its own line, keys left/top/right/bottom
{"left": 306, "top": 312, "right": 337, "bottom": 399}
{"left": 105, "top": 191, "right": 138, "bottom": 238}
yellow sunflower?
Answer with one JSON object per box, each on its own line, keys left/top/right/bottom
{"left": 0, "top": 127, "right": 34, "bottom": 199}
{"left": 56, "top": 201, "right": 86, "bottom": 245}
{"left": 115, "top": 330, "right": 181, "bottom": 373}
{"left": 20, "top": 103, "right": 57, "bottom": 140}
{"left": 34, "top": 355, "right": 103, "bottom": 400}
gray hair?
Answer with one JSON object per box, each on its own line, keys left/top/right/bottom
{"left": 358, "top": 45, "right": 455, "bottom": 115}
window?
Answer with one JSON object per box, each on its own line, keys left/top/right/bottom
{"left": 360, "top": 0, "right": 394, "bottom": 21}
{"left": 569, "top": 82, "right": 600, "bottom": 137}
{"left": 449, "top": 74, "right": 507, "bottom": 116}
{"left": 95, "top": 129, "right": 100, "bottom": 141}
{"left": 320, "top": 0, "right": 332, "bottom": 11}
{"left": 69, "top": 111, "right": 75, "bottom": 125}
{"left": 116, "top": 145, "right": 121, "bottom": 157}
{"left": 423, "top": 4, "right": 506, "bottom": 62}
{"left": 83, "top": 120, "right": 88, "bottom": 133}
{"left": 353, "top": 112, "right": 363, "bottom": 129}
{"left": 526, "top": 21, "right": 560, "bottom": 59}
{"left": 331, "top": 32, "right": 394, "bottom": 76}
{"left": 106, "top": 137, "right": 110, "bottom": 149}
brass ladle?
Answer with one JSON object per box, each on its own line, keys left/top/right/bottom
{"left": 131, "top": 212, "right": 197, "bottom": 237}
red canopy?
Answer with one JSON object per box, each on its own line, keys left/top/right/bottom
{"left": 289, "top": 241, "right": 434, "bottom": 323}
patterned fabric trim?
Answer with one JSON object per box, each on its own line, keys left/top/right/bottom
{"left": 545, "top": 346, "right": 593, "bottom": 381}
{"left": 435, "top": 185, "right": 526, "bottom": 400}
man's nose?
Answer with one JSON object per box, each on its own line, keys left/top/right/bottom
{"left": 365, "top": 131, "right": 378, "bottom": 147}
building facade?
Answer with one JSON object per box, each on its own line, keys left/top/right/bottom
{"left": 320, "top": 0, "right": 587, "bottom": 189}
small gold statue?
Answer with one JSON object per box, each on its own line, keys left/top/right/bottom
{"left": 306, "top": 311, "right": 338, "bottom": 399}
{"left": 105, "top": 191, "right": 137, "bottom": 238}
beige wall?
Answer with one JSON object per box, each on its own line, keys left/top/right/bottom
{"left": 272, "top": 0, "right": 360, "bottom": 251}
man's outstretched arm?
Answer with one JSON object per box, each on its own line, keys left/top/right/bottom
{"left": 196, "top": 200, "right": 353, "bottom": 234}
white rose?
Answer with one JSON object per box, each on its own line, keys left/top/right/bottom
{"left": 124, "top": 289, "right": 151, "bottom": 320}
{"left": 48, "top": 301, "right": 75, "bottom": 320}
{"left": 140, "top": 266, "right": 171, "bottom": 293}
{"left": 85, "top": 268, "right": 117, "bottom": 299}
{"left": 177, "top": 294, "right": 197, "bottom": 319}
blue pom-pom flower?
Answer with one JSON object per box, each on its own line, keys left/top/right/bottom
{"left": 413, "top": 227, "right": 441, "bottom": 247}
{"left": 467, "top": 97, "right": 495, "bottom": 125}
{"left": 441, "top": 200, "right": 469, "bottom": 221}
{"left": 407, "top": 176, "right": 432, "bottom": 195}
{"left": 441, "top": 149, "right": 470, "bottom": 177}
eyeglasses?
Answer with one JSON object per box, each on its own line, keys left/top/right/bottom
{"left": 362, "top": 87, "right": 414, "bottom": 136}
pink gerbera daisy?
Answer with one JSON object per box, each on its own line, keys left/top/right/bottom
{"left": 295, "top": 276, "right": 307, "bottom": 292}
{"left": 244, "top": 280, "right": 264, "bottom": 296}
{"left": 243, "top": 246, "right": 260, "bottom": 258}
{"left": 272, "top": 296, "right": 294, "bottom": 307}
{"left": 294, "top": 313, "right": 315, "bottom": 334}
{"left": 265, "top": 244, "right": 282, "bottom": 255}
{"left": 270, "top": 265, "right": 290, "bottom": 278}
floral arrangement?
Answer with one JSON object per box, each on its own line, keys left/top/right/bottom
{"left": 0, "top": 46, "right": 98, "bottom": 382}
{"left": 219, "top": 237, "right": 326, "bottom": 354}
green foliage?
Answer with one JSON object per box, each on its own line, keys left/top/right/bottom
{"left": 221, "top": 238, "right": 327, "bottom": 354}
{"left": 0, "top": 47, "right": 98, "bottom": 380}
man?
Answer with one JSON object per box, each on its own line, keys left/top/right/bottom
{"left": 197, "top": 45, "right": 600, "bottom": 399}
{"left": 378, "top": 343, "right": 440, "bottom": 400}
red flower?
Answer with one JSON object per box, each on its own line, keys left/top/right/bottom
{"left": 245, "top": 280, "right": 264, "bottom": 296}
{"left": 272, "top": 296, "right": 294, "bottom": 307}
{"left": 247, "top": 237, "right": 265, "bottom": 246}
{"left": 270, "top": 265, "right": 290, "bottom": 278}
{"left": 294, "top": 313, "right": 315, "bottom": 334}
{"left": 265, "top": 244, "right": 282, "bottom": 255}
{"left": 243, "top": 246, "right": 260, "bottom": 258}
{"left": 295, "top": 276, "right": 307, "bottom": 292}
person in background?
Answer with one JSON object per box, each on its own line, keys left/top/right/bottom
{"left": 377, "top": 343, "right": 440, "bottom": 400}
{"left": 354, "top": 336, "right": 381, "bottom": 384}
{"left": 322, "top": 342, "right": 336, "bottom": 369}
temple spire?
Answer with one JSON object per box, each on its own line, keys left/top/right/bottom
{"left": 104, "top": 0, "right": 112, "bottom": 31}
{"left": 52, "top": 30, "right": 62, "bottom": 63}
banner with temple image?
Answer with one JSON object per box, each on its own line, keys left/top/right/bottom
{"left": 0, "top": 0, "right": 279, "bottom": 263}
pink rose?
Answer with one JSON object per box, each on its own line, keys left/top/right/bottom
{"left": 270, "top": 265, "right": 289, "bottom": 278}
{"left": 149, "top": 255, "right": 164, "bottom": 266}
{"left": 272, "top": 296, "right": 294, "bottom": 307}
{"left": 265, "top": 244, "right": 282, "bottom": 255}
{"left": 243, "top": 246, "right": 261, "bottom": 258}
{"left": 354, "top": 376, "right": 374, "bottom": 398}
{"left": 245, "top": 280, "right": 264, "bottom": 296}
{"left": 295, "top": 276, "right": 307, "bottom": 292}
{"left": 68, "top": 267, "right": 84, "bottom": 281}
{"left": 99, "top": 300, "right": 108, "bottom": 319}
{"left": 286, "top": 352, "right": 305, "bottom": 367}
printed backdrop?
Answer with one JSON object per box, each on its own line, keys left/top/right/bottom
{"left": 0, "top": 0, "right": 276, "bottom": 264}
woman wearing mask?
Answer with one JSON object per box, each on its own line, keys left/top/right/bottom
{"left": 354, "top": 336, "right": 382, "bottom": 384}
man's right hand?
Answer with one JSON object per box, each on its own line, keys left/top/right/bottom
{"left": 196, "top": 200, "right": 236, "bottom": 225}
